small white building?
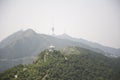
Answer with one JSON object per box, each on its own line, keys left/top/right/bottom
{"left": 49, "top": 45, "right": 55, "bottom": 52}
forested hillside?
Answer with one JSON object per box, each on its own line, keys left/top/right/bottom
{"left": 0, "top": 47, "right": 120, "bottom": 80}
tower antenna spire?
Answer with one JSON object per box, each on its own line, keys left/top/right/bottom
{"left": 52, "top": 26, "right": 54, "bottom": 36}
{"left": 51, "top": 17, "right": 55, "bottom": 36}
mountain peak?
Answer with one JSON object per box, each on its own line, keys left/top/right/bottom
{"left": 24, "top": 29, "right": 35, "bottom": 34}
{"left": 23, "top": 29, "right": 36, "bottom": 37}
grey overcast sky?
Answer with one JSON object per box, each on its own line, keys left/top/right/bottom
{"left": 0, "top": 0, "right": 120, "bottom": 48}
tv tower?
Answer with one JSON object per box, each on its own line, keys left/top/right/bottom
{"left": 52, "top": 25, "right": 54, "bottom": 36}
{"left": 51, "top": 17, "right": 55, "bottom": 36}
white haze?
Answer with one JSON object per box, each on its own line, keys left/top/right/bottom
{"left": 0, "top": 0, "right": 120, "bottom": 48}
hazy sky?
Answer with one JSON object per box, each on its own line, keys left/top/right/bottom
{"left": 0, "top": 0, "right": 120, "bottom": 48}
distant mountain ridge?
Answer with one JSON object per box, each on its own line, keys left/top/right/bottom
{"left": 0, "top": 29, "right": 120, "bottom": 72}
{"left": 57, "top": 33, "right": 120, "bottom": 57}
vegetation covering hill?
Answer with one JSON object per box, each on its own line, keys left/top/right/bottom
{"left": 0, "top": 47, "right": 120, "bottom": 80}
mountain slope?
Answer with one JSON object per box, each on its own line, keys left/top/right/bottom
{"left": 0, "top": 29, "right": 119, "bottom": 72}
{"left": 57, "top": 33, "right": 120, "bottom": 57}
{"left": 0, "top": 47, "right": 120, "bottom": 80}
